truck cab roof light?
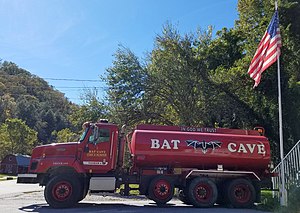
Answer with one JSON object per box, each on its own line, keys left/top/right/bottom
{"left": 254, "top": 127, "right": 265, "bottom": 136}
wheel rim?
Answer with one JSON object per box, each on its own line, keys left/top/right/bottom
{"left": 233, "top": 184, "right": 251, "bottom": 204}
{"left": 193, "top": 182, "right": 213, "bottom": 203}
{"left": 52, "top": 181, "right": 72, "bottom": 201}
{"left": 153, "top": 179, "right": 171, "bottom": 200}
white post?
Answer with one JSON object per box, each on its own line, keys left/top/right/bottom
{"left": 275, "top": 1, "right": 287, "bottom": 206}
{"left": 277, "top": 52, "right": 287, "bottom": 206}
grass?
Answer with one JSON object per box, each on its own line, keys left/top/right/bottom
{"left": 257, "top": 188, "right": 300, "bottom": 213}
{"left": 257, "top": 190, "right": 279, "bottom": 211}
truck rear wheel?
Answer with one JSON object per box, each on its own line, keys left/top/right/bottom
{"left": 148, "top": 176, "right": 174, "bottom": 205}
{"left": 188, "top": 177, "right": 218, "bottom": 207}
{"left": 44, "top": 175, "right": 80, "bottom": 208}
{"left": 226, "top": 178, "right": 255, "bottom": 208}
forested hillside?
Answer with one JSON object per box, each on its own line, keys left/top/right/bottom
{"left": 0, "top": 61, "right": 106, "bottom": 159}
{"left": 0, "top": 61, "right": 73, "bottom": 142}
{"left": 0, "top": 62, "right": 83, "bottom": 158}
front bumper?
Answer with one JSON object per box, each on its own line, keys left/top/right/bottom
{"left": 17, "top": 174, "right": 39, "bottom": 184}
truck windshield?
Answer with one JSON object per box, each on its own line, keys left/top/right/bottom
{"left": 79, "top": 127, "right": 89, "bottom": 142}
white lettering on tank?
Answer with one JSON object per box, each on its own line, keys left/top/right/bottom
{"left": 257, "top": 144, "right": 266, "bottom": 156}
{"left": 237, "top": 143, "right": 247, "bottom": 153}
{"left": 161, "top": 140, "right": 171, "bottom": 149}
{"left": 171, "top": 140, "right": 180, "bottom": 149}
{"left": 246, "top": 144, "right": 256, "bottom": 153}
{"left": 228, "top": 142, "right": 266, "bottom": 156}
{"left": 151, "top": 139, "right": 160, "bottom": 149}
{"left": 228, "top": 143, "right": 237, "bottom": 152}
{"left": 150, "top": 139, "right": 181, "bottom": 150}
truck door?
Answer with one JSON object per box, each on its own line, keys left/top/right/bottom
{"left": 81, "top": 125, "right": 116, "bottom": 173}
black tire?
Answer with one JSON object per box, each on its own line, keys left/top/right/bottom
{"left": 226, "top": 178, "right": 256, "bottom": 208}
{"left": 77, "top": 178, "right": 89, "bottom": 202}
{"left": 44, "top": 175, "right": 80, "bottom": 208}
{"left": 178, "top": 189, "right": 192, "bottom": 205}
{"left": 77, "top": 185, "right": 89, "bottom": 202}
{"left": 187, "top": 177, "right": 218, "bottom": 208}
{"left": 148, "top": 176, "right": 174, "bottom": 205}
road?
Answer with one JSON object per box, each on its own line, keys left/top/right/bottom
{"left": 0, "top": 180, "right": 271, "bottom": 213}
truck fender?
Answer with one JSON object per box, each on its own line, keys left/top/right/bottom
{"left": 71, "top": 160, "right": 85, "bottom": 173}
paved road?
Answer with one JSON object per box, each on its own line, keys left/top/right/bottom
{"left": 0, "top": 179, "right": 43, "bottom": 196}
{"left": 0, "top": 180, "right": 271, "bottom": 213}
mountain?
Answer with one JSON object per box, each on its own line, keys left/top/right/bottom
{"left": 0, "top": 61, "right": 76, "bottom": 143}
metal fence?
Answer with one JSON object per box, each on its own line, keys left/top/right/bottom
{"left": 272, "top": 140, "right": 300, "bottom": 199}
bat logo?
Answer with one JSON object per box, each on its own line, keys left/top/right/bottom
{"left": 186, "top": 140, "right": 222, "bottom": 154}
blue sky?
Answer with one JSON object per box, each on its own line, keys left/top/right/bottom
{"left": 0, "top": 0, "right": 238, "bottom": 104}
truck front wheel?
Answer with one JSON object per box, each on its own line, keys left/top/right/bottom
{"left": 226, "top": 178, "right": 255, "bottom": 208}
{"left": 148, "top": 176, "right": 174, "bottom": 205}
{"left": 188, "top": 177, "right": 218, "bottom": 207}
{"left": 44, "top": 175, "right": 80, "bottom": 208}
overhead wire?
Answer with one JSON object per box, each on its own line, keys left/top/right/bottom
{"left": 0, "top": 75, "right": 108, "bottom": 102}
{"left": 43, "top": 77, "right": 105, "bottom": 82}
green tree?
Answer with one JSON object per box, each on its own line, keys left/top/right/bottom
{"left": 147, "top": 24, "right": 208, "bottom": 126}
{"left": 0, "top": 118, "right": 38, "bottom": 159}
{"left": 105, "top": 45, "right": 149, "bottom": 126}
{"left": 69, "top": 90, "right": 107, "bottom": 130}
{"left": 104, "top": 1, "right": 300, "bottom": 160}
{"left": 226, "top": 0, "right": 300, "bottom": 156}
{"left": 52, "top": 128, "right": 78, "bottom": 143}
{"left": 0, "top": 94, "right": 17, "bottom": 123}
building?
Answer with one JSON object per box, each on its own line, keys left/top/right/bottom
{"left": 0, "top": 154, "right": 30, "bottom": 175}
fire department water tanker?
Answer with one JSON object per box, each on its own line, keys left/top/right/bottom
{"left": 17, "top": 121, "right": 274, "bottom": 209}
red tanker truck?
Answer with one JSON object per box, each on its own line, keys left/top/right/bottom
{"left": 18, "top": 120, "right": 273, "bottom": 209}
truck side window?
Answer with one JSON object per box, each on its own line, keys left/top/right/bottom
{"left": 97, "top": 128, "right": 110, "bottom": 143}
{"left": 89, "top": 128, "right": 110, "bottom": 144}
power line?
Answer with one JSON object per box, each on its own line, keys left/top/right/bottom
{"left": 0, "top": 75, "right": 105, "bottom": 82}
{"left": 55, "top": 86, "right": 108, "bottom": 89}
{"left": 0, "top": 85, "right": 108, "bottom": 89}
{"left": 44, "top": 78, "right": 105, "bottom": 82}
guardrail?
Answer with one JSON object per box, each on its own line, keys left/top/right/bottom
{"left": 272, "top": 140, "right": 300, "bottom": 200}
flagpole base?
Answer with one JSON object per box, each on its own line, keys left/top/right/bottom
{"left": 280, "top": 187, "right": 288, "bottom": 206}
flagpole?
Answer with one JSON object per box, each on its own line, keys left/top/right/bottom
{"left": 275, "top": 1, "right": 287, "bottom": 206}
{"left": 277, "top": 50, "right": 287, "bottom": 207}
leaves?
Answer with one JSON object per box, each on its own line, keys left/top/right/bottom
{"left": 0, "top": 118, "right": 38, "bottom": 159}
{"left": 104, "top": 1, "right": 300, "bottom": 162}
{"left": 0, "top": 61, "right": 74, "bottom": 143}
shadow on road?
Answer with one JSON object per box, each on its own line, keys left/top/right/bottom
{"left": 18, "top": 202, "right": 267, "bottom": 213}
{"left": 19, "top": 203, "right": 193, "bottom": 213}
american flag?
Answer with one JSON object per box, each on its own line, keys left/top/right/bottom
{"left": 248, "top": 10, "right": 282, "bottom": 88}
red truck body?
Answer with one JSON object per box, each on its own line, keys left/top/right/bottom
{"left": 18, "top": 121, "right": 273, "bottom": 209}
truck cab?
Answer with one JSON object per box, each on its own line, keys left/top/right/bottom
{"left": 18, "top": 120, "right": 123, "bottom": 208}
{"left": 79, "top": 121, "right": 119, "bottom": 174}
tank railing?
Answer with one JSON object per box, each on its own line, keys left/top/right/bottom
{"left": 272, "top": 140, "right": 300, "bottom": 199}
